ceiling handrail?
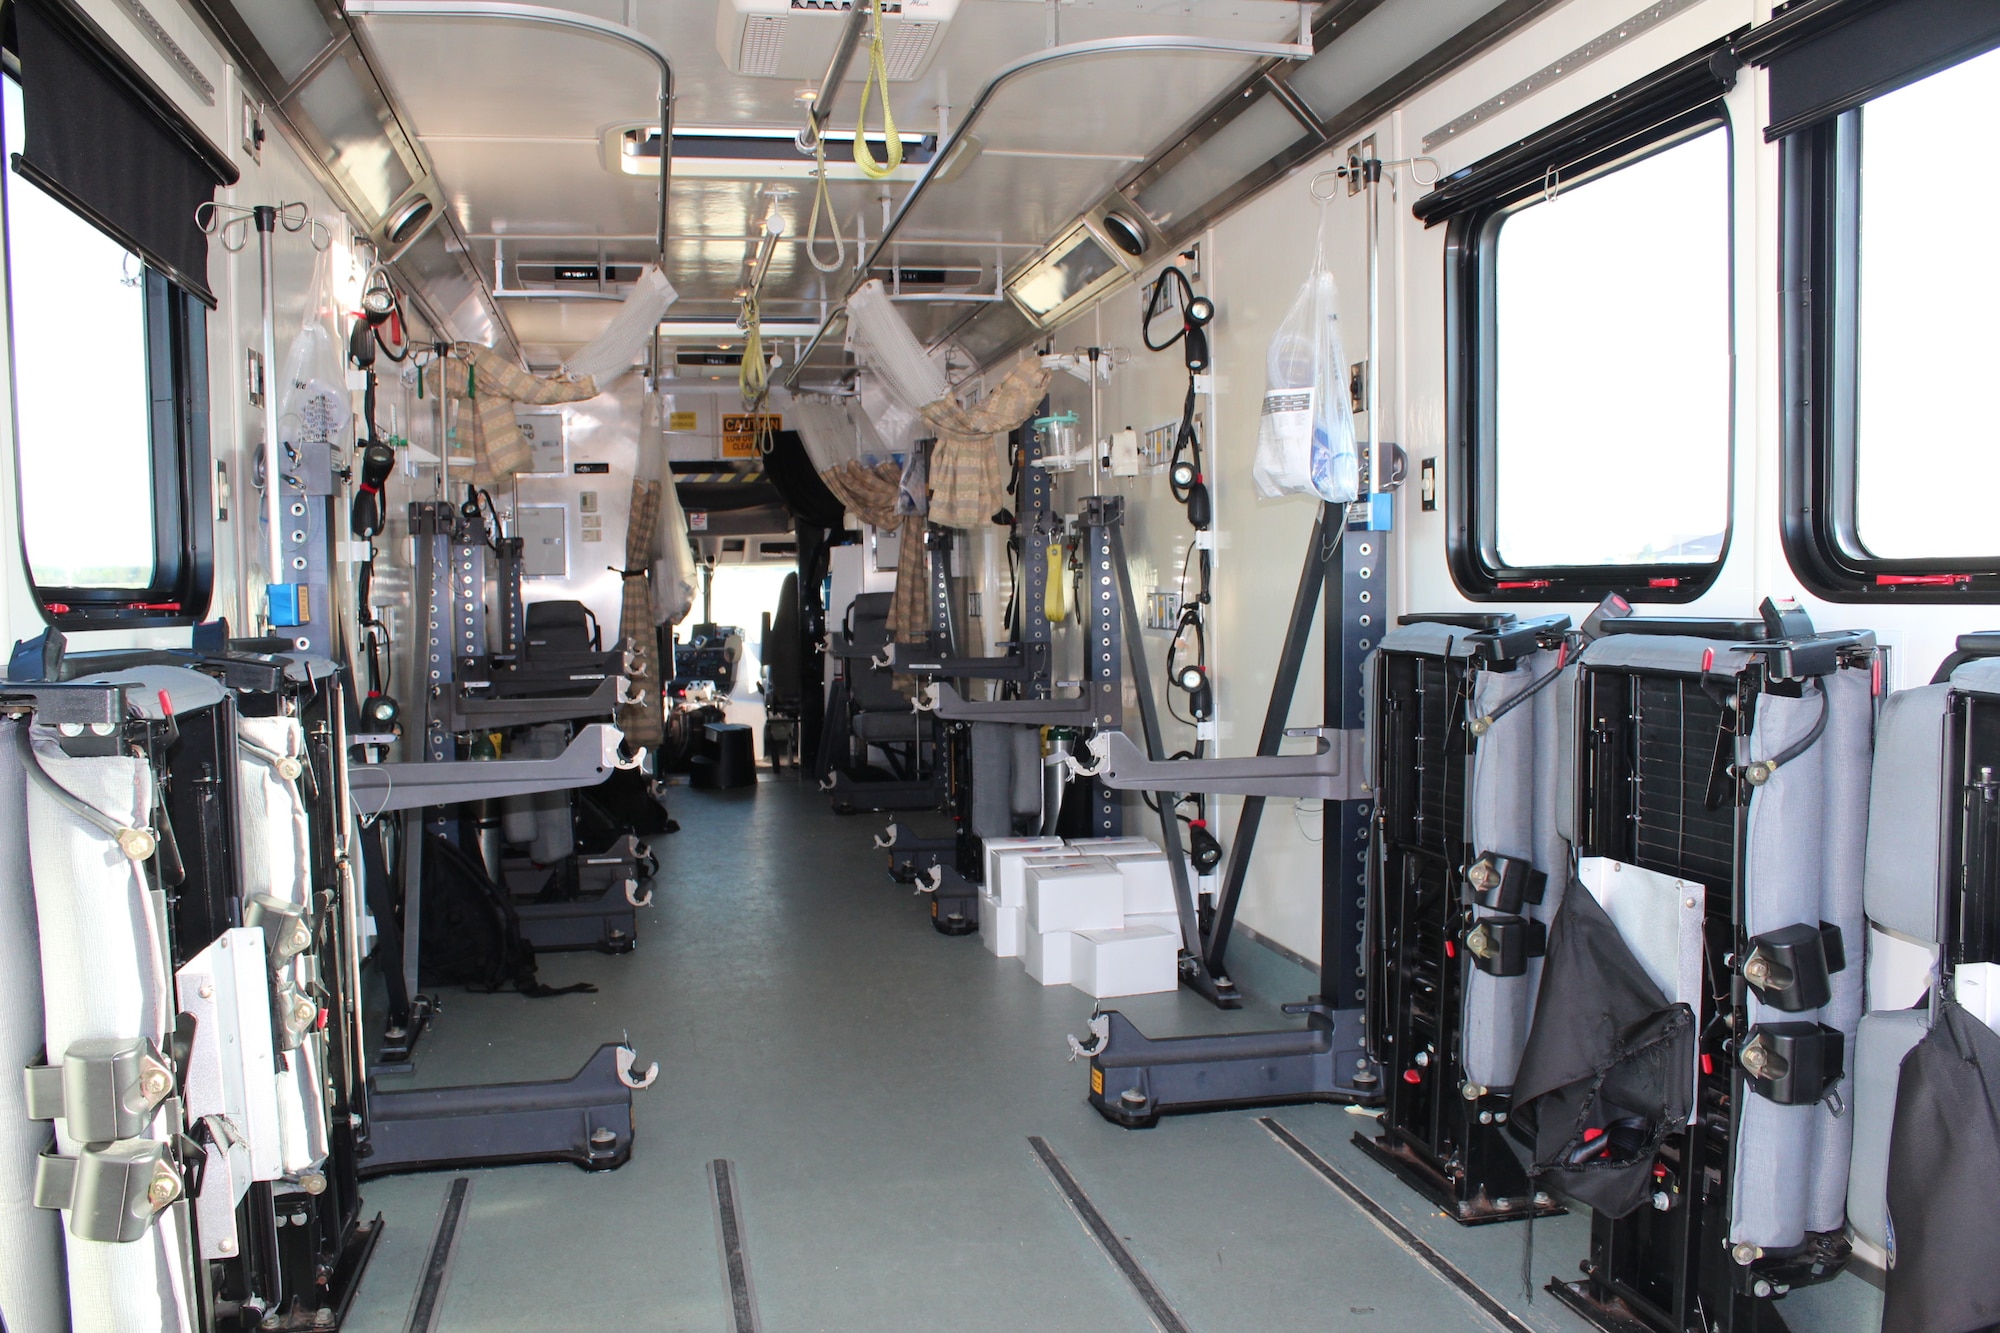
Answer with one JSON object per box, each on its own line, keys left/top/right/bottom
{"left": 344, "top": 0, "right": 675, "bottom": 266}
{"left": 781, "top": 31, "right": 1312, "bottom": 387}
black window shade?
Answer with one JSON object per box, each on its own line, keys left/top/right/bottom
{"left": 1738, "top": 0, "right": 2000, "bottom": 141}
{"left": 1412, "top": 42, "right": 1739, "bottom": 228}
{"left": 1425, "top": 39, "right": 1741, "bottom": 603}
{"left": 12, "top": 0, "right": 238, "bottom": 305}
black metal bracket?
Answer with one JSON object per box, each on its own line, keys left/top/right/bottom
{"left": 359, "top": 1043, "right": 651, "bottom": 1178}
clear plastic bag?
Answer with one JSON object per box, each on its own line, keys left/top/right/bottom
{"left": 277, "top": 241, "right": 350, "bottom": 450}
{"left": 1253, "top": 207, "right": 1358, "bottom": 504}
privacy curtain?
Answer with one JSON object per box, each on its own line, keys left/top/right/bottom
{"left": 433, "top": 346, "right": 598, "bottom": 488}
{"left": 618, "top": 480, "right": 664, "bottom": 748}
{"left": 920, "top": 360, "right": 1052, "bottom": 529}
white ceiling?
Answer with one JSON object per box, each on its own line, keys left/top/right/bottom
{"left": 353, "top": 0, "right": 1299, "bottom": 363}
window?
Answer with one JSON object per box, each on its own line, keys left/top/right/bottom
{"left": 5, "top": 77, "right": 154, "bottom": 588}
{"left": 1418, "top": 42, "right": 1739, "bottom": 601}
{"left": 1491, "top": 128, "right": 1730, "bottom": 569}
{"left": 2, "top": 72, "right": 212, "bottom": 622}
{"left": 1854, "top": 50, "right": 2000, "bottom": 561}
{"left": 1759, "top": 0, "right": 2000, "bottom": 598}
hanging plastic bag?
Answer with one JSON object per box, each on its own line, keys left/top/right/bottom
{"left": 896, "top": 445, "right": 929, "bottom": 516}
{"left": 1253, "top": 206, "right": 1358, "bottom": 503}
{"left": 278, "top": 239, "right": 351, "bottom": 451}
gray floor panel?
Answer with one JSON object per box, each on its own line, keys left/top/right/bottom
{"left": 340, "top": 778, "right": 1878, "bottom": 1333}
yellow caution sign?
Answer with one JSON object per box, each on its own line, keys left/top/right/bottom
{"left": 722, "top": 412, "right": 781, "bottom": 458}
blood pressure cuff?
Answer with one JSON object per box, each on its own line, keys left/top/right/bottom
{"left": 1882, "top": 1003, "right": 2000, "bottom": 1333}
{"left": 1507, "top": 881, "right": 1695, "bottom": 1219}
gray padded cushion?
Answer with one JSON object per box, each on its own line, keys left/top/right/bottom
{"left": 1862, "top": 684, "right": 1949, "bottom": 945}
{"left": 1845, "top": 1008, "right": 1930, "bottom": 1252}
{"left": 852, "top": 708, "right": 923, "bottom": 744}
{"left": 1552, "top": 664, "right": 1581, "bottom": 846}
{"left": 1731, "top": 666, "right": 1873, "bottom": 1247}
{"left": 1950, "top": 657, "right": 2000, "bottom": 697}
{"left": 1376, "top": 622, "right": 1478, "bottom": 658}
{"left": 1574, "top": 632, "right": 1754, "bottom": 678}
{"left": 74, "top": 664, "right": 227, "bottom": 717}
{"left": 1463, "top": 651, "right": 1568, "bottom": 1090}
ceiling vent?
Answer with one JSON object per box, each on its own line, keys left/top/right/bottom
{"left": 715, "top": 0, "right": 957, "bottom": 82}
{"left": 865, "top": 263, "right": 984, "bottom": 293}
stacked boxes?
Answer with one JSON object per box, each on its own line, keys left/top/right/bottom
{"left": 980, "top": 838, "right": 1183, "bottom": 997}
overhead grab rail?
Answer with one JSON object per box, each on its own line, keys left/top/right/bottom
{"left": 782, "top": 30, "right": 1314, "bottom": 388}
{"left": 343, "top": 0, "right": 674, "bottom": 265}
{"left": 797, "top": 2, "right": 874, "bottom": 154}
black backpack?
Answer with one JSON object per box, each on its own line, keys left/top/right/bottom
{"left": 417, "top": 833, "right": 594, "bottom": 998}
{"left": 576, "top": 765, "right": 677, "bottom": 844}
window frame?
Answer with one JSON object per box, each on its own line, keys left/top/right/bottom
{"left": 1779, "top": 100, "right": 2000, "bottom": 601}
{"left": 0, "top": 74, "right": 213, "bottom": 629}
{"left": 1443, "top": 105, "right": 1737, "bottom": 603}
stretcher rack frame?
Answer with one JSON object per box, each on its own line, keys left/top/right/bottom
{"left": 2, "top": 658, "right": 388, "bottom": 1329}
{"left": 881, "top": 414, "right": 1061, "bottom": 929}
{"left": 1352, "top": 612, "right": 1570, "bottom": 1225}
{"left": 924, "top": 494, "right": 1235, "bottom": 1006}
{"left": 1549, "top": 617, "right": 1873, "bottom": 1333}
{"left": 1081, "top": 501, "right": 1385, "bottom": 1122}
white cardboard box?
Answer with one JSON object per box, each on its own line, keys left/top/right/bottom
{"left": 1115, "top": 851, "right": 1179, "bottom": 914}
{"left": 1067, "top": 837, "right": 1160, "bottom": 858}
{"left": 992, "top": 850, "right": 1091, "bottom": 909}
{"left": 1024, "top": 926, "right": 1076, "bottom": 985}
{"left": 982, "top": 836, "right": 1065, "bottom": 894}
{"left": 1128, "top": 911, "right": 1182, "bottom": 938}
{"left": 1025, "top": 860, "right": 1126, "bottom": 934}
{"left": 1071, "top": 925, "right": 1179, "bottom": 998}
{"left": 981, "top": 901, "right": 1025, "bottom": 958}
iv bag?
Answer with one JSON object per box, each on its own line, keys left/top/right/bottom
{"left": 1253, "top": 209, "right": 1358, "bottom": 504}
{"left": 278, "top": 240, "right": 350, "bottom": 449}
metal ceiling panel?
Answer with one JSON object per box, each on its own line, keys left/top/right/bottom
{"left": 352, "top": 14, "right": 663, "bottom": 136}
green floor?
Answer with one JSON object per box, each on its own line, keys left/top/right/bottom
{"left": 344, "top": 779, "right": 1883, "bottom": 1333}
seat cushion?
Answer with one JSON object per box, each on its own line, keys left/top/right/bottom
{"left": 1845, "top": 1007, "right": 1931, "bottom": 1253}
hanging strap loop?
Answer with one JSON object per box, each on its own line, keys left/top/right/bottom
{"left": 852, "top": 1, "right": 903, "bottom": 181}
{"left": 805, "top": 132, "right": 848, "bottom": 273}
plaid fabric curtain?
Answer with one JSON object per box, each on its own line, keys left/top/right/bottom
{"left": 432, "top": 346, "right": 598, "bottom": 488}
{"left": 920, "top": 360, "right": 1051, "bottom": 529}
{"left": 616, "top": 479, "right": 665, "bottom": 748}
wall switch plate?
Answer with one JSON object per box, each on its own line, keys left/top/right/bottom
{"left": 240, "top": 94, "right": 264, "bottom": 163}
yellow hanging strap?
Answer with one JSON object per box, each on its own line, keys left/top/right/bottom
{"left": 804, "top": 129, "right": 846, "bottom": 273}
{"left": 1043, "top": 539, "right": 1069, "bottom": 623}
{"left": 852, "top": 0, "right": 902, "bottom": 181}
{"left": 739, "top": 294, "right": 768, "bottom": 407}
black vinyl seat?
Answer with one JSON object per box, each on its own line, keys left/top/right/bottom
{"left": 759, "top": 573, "right": 802, "bottom": 768}
{"left": 524, "top": 600, "right": 601, "bottom": 657}
{"left": 818, "top": 592, "right": 932, "bottom": 789}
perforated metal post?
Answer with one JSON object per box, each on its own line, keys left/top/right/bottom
{"left": 412, "top": 502, "right": 457, "bottom": 765}
{"left": 1083, "top": 497, "right": 1123, "bottom": 837}
{"left": 1019, "top": 424, "right": 1054, "bottom": 699}
{"left": 1322, "top": 511, "right": 1383, "bottom": 1096}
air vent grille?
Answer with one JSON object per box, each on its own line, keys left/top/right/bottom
{"left": 740, "top": 14, "right": 786, "bottom": 76}
{"left": 881, "top": 20, "right": 938, "bottom": 80}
